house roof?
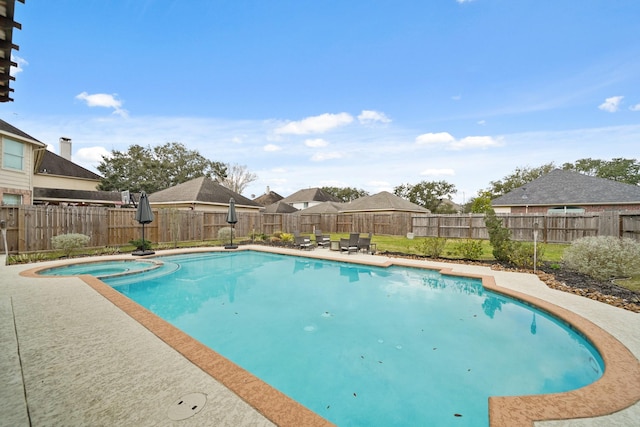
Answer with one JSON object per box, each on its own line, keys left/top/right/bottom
{"left": 298, "top": 201, "right": 344, "bottom": 214}
{"left": 340, "top": 191, "right": 430, "bottom": 213}
{"left": 34, "top": 188, "right": 122, "bottom": 205}
{"left": 492, "top": 169, "right": 640, "bottom": 207}
{"left": 253, "top": 190, "right": 284, "bottom": 206}
{"left": 148, "top": 176, "right": 261, "bottom": 208}
{"left": 281, "top": 187, "right": 342, "bottom": 204}
{"left": 0, "top": 119, "right": 43, "bottom": 144}
{"left": 36, "top": 150, "right": 102, "bottom": 180}
{"left": 262, "top": 201, "right": 299, "bottom": 214}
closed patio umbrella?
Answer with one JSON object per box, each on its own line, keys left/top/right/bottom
{"left": 225, "top": 197, "right": 238, "bottom": 249}
{"left": 133, "top": 191, "right": 155, "bottom": 256}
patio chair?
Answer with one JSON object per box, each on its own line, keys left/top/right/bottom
{"left": 314, "top": 229, "right": 331, "bottom": 248}
{"left": 358, "top": 236, "right": 371, "bottom": 254}
{"left": 294, "top": 235, "right": 314, "bottom": 250}
{"left": 340, "top": 233, "right": 359, "bottom": 254}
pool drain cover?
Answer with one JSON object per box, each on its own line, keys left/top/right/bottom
{"left": 167, "top": 392, "right": 207, "bottom": 421}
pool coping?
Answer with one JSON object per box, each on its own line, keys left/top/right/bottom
{"left": 20, "top": 246, "right": 640, "bottom": 427}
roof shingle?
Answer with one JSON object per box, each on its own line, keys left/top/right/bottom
{"left": 148, "top": 177, "right": 260, "bottom": 207}
{"left": 492, "top": 169, "right": 640, "bottom": 206}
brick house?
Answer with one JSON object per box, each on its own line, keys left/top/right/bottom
{"left": 491, "top": 169, "right": 640, "bottom": 214}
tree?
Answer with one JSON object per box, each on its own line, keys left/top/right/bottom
{"left": 393, "top": 180, "right": 457, "bottom": 212}
{"left": 562, "top": 157, "right": 640, "bottom": 185}
{"left": 468, "top": 191, "right": 493, "bottom": 213}
{"left": 321, "top": 186, "right": 369, "bottom": 202}
{"left": 97, "top": 142, "right": 227, "bottom": 193}
{"left": 220, "top": 163, "right": 258, "bottom": 194}
{"left": 485, "top": 163, "right": 556, "bottom": 198}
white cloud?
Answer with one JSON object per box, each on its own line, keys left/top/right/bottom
{"left": 420, "top": 168, "right": 455, "bottom": 176}
{"left": 415, "top": 132, "right": 456, "bottom": 145}
{"left": 358, "top": 110, "right": 391, "bottom": 124}
{"left": 416, "top": 132, "right": 502, "bottom": 150}
{"left": 451, "top": 136, "right": 502, "bottom": 150}
{"left": 75, "top": 92, "right": 129, "bottom": 117}
{"left": 630, "top": 103, "right": 640, "bottom": 112}
{"left": 311, "top": 151, "right": 343, "bottom": 161}
{"left": 451, "top": 95, "right": 461, "bottom": 101}
{"left": 304, "top": 138, "right": 329, "bottom": 148}
{"left": 10, "top": 55, "right": 27, "bottom": 76}
{"left": 264, "top": 144, "right": 282, "bottom": 152}
{"left": 477, "top": 120, "right": 486, "bottom": 125}
{"left": 598, "top": 95, "right": 624, "bottom": 113}
{"left": 76, "top": 146, "right": 112, "bottom": 164}
{"left": 274, "top": 112, "right": 353, "bottom": 135}
{"left": 456, "top": 0, "right": 475, "bottom": 3}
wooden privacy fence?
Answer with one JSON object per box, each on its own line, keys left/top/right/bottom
{"left": 412, "top": 212, "right": 640, "bottom": 243}
{"left": 0, "top": 206, "right": 416, "bottom": 253}
{"left": 0, "top": 206, "right": 639, "bottom": 253}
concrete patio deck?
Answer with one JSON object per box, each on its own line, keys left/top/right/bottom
{"left": 1, "top": 245, "right": 638, "bottom": 426}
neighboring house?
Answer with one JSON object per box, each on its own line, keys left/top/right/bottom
{"left": 148, "top": 176, "right": 262, "bottom": 212}
{"left": 491, "top": 169, "right": 640, "bottom": 214}
{"left": 33, "top": 138, "right": 122, "bottom": 206}
{"left": 280, "top": 187, "right": 341, "bottom": 210}
{"left": 262, "top": 201, "right": 299, "bottom": 214}
{"left": 0, "top": 119, "right": 47, "bottom": 205}
{"left": 339, "top": 191, "right": 430, "bottom": 214}
{"left": 253, "top": 186, "right": 284, "bottom": 206}
{"left": 298, "top": 201, "right": 344, "bottom": 214}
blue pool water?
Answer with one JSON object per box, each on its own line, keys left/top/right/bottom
{"left": 102, "top": 251, "right": 603, "bottom": 427}
{"left": 40, "top": 259, "right": 161, "bottom": 279}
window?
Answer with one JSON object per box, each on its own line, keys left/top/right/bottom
{"left": 547, "top": 206, "right": 585, "bottom": 214}
{"left": 2, "top": 194, "right": 22, "bottom": 205}
{"left": 2, "top": 138, "right": 24, "bottom": 170}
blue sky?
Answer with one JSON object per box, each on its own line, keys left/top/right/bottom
{"left": 3, "top": 0, "right": 640, "bottom": 203}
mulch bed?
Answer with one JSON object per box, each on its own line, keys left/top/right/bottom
{"left": 379, "top": 251, "right": 640, "bottom": 313}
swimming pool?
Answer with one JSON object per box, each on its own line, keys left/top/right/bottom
{"left": 98, "top": 251, "right": 603, "bottom": 427}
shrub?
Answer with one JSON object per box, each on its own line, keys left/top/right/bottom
{"left": 129, "top": 238, "right": 152, "bottom": 251}
{"left": 415, "top": 237, "right": 447, "bottom": 258}
{"left": 51, "top": 233, "right": 91, "bottom": 257}
{"left": 484, "top": 209, "right": 512, "bottom": 262}
{"left": 507, "top": 241, "right": 546, "bottom": 269}
{"left": 250, "top": 231, "right": 267, "bottom": 242}
{"left": 7, "top": 252, "right": 50, "bottom": 264}
{"left": 280, "top": 232, "right": 294, "bottom": 243}
{"left": 563, "top": 236, "right": 640, "bottom": 281}
{"left": 452, "top": 239, "right": 484, "bottom": 260}
{"left": 218, "top": 227, "right": 235, "bottom": 242}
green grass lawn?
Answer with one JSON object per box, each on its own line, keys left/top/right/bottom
{"left": 329, "top": 233, "right": 567, "bottom": 263}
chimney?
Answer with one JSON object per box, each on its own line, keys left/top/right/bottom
{"left": 59, "top": 137, "right": 72, "bottom": 161}
{"left": 266, "top": 185, "right": 270, "bottom": 194}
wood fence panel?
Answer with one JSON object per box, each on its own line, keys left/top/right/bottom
{"left": 413, "top": 213, "right": 602, "bottom": 243}
{"left": 108, "top": 208, "right": 141, "bottom": 246}
{"left": 598, "top": 211, "right": 619, "bottom": 238}
{"left": 261, "top": 213, "right": 283, "bottom": 235}
{"left": 336, "top": 214, "right": 352, "bottom": 233}
{"left": 0, "top": 206, "right": 19, "bottom": 253}
{"left": 620, "top": 213, "right": 640, "bottom": 241}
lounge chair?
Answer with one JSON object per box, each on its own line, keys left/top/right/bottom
{"left": 314, "top": 230, "right": 331, "bottom": 248}
{"left": 340, "top": 233, "right": 359, "bottom": 254}
{"left": 294, "top": 235, "right": 314, "bottom": 250}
